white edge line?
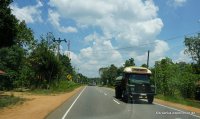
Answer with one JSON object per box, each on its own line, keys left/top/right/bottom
{"left": 102, "top": 87, "right": 200, "bottom": 118}
{"left": 154, "top": 102, "right": 200, "bottom": 118}
{"left": 61, "top": 86, "right": 86, "bottom": 119}
{"left": 113, "top": 99, "right": 120, "bottom": 104}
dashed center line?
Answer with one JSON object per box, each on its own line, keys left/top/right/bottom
{"left": 113, "top": 99, "right": 120, "bottom": 104}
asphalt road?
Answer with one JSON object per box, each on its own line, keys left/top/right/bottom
{"left": 46, "top": 86, "right": 200, "bottom": 119}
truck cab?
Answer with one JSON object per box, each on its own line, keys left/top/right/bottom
{"left": 115, "top": 66, "right": 156, "bottom": 103}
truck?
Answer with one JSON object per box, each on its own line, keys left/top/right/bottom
{"left": 115, "top": 66, "right": 156, "bottom": 103}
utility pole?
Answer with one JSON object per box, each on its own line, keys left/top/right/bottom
{"left": 67, "top": 40, "right": 71, "bottom": 59}
{"left": 147, "top": 50, "right": 150, "bottom": 68}
{"left": 52, "top": 38, "right": 67, "bottom": 60}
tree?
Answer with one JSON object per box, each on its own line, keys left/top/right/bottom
{"left": 99, "top": 64, "right": 118, "bottom": 86}
{"left": 15, "top": 20, "right": 35, "bottom": 48}
{"left": 152, "top": 58, "right": 198, "bottom": 98}
{"left": 0, "top": 0, "right": 18, "bottom": 48}
{"left": 99, "top": 67, "right": 109, "bottom": 85}
{"left": 117, "top": 66, "right": 124, "bottom": 76}
{"left": 107, "top": 64, "right": 118, "bottom": 85}
{"left": 153, "top": 58, "right": 175, "bottom": 96}
{"left": 29, "top": 40, "right": 62, "bottom": 89}
{"left": 77, "top": 73, "right": 88, "bottom": 84}
{"left": 59, "top": 54, "right": 73, "bottom": 75}
{"left": 124, "top": 58, "right": 135, "bottom": 67}
{"left": 184, "top": 34, "right": 200, "bottom": 65}
{"left": 0, "top": 45, "right": 26, "bottom": 89}
{"left": 141, "top": 64, "right": 147, "bottom": 68}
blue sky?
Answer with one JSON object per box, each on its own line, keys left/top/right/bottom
{"left": 10, "top": 0, "right": 200, "bottom": 77}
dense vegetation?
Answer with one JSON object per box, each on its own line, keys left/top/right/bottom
{"left": 0, "top": 0, "right": 88, "bottom": 91}
{"left": 99, "top": 34, "right": 200, "bottom": 101}
{"left": 0, "top": 94, "right": 25, "bottom": 108}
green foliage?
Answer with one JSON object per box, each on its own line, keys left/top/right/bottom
{"left": 15, "top": 20, "right": 35, "bottom": 48}
{"left": 184, "top": 34, "right": 200, "bottom": 66}
{"left": 141, "top": 64, "right": 148, "bottom": 68}
{"left": 0, "top": 45, "right": 25, "bottom": 90}
{"left": 15, "top": 64, "right": 34, "bottom": 88}
{"left": 100, "top": 64, "right": 118, "bottom": 86}
{"left": 156, "top": 94, "right": 200, "bottom": 109}
{"left": 0, "top": 95, "right": 24, "bottom": 108}
{"left": 152, "top": 58, "right": 198, "bottom": 98}
{"left": 29, "top": 40, "right": 62, "bottom": 89}
{"left": 99, "top": 58, "right": 136, "bottom": 86}
{"left": 0, "top": 1, "right": 84, "bottom": 92}
{"left": 50, "top": 80, "right": 80, "bottom": 93}
{"left": 0, "top": 45, "right": 25, "bottom": 71}
{"left": 153, "top": 58, "right": 175, "bottom": 96}
{"left": 0, "top": 0, "right": 18, "bottom": 48}
{"left": 124, "top": 58, "right": 135, "bottom": 67}
{"left": 29, "top": 80, "right": 80, "bottom": 94}
{"left": 77, "top": 73, "right": 89, "bottom": 84}
{"left": 59, "top": 54, "right": 73, "bottom": 75}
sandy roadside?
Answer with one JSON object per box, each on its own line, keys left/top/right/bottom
{"left": 0, "top": 87, "right": 83, "bottom": 119}
{"left": 0, "top": 87, "right": 199, "bottom": 119}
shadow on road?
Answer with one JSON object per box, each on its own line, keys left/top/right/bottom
{"left": 113, "top": 96, "right": 154, "bottom": 105}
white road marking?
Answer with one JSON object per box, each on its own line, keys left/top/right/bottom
{"left": 154, "top": 102, "right": 200, "bottom": 118}
{"left": 61, "top": 87, "right": 86, "bottom": 119}
{"left": 113, "top": 99, "right": 120, "bottom": 104}
{"left": 104, "top": 93, "right": 107, "bottom": 96}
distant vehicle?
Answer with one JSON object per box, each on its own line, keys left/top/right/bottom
{"left": 88, "top": 82, "right": 96, "bottom": 86}
{"left": 115, "top": 66, "right": 156, "bottom": 103}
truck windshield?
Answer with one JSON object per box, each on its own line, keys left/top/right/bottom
{"left": 128, "top": 74, "right": 149, "bottom": 84}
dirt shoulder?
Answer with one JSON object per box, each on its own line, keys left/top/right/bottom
{"left": 0, "top": 87, "right": 83, "bottom": 119}
{"left": 154, "top": 98, "right": 200, "bottom": 114}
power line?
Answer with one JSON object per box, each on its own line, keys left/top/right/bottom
{"left": 69, "top": 30, "right": 200, "bottom": 54}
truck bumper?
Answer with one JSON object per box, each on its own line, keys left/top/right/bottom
{"left": 129, "top": 93, "right": 156, "bottom": 99}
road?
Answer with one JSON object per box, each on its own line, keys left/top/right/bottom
{"left": 46, "top": 86, "right": 200, "bottom": 119}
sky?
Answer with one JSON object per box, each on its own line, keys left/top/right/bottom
{"left": 10, "top": 0, "right": 200, "bottom": 77}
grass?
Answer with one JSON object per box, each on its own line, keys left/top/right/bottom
{"left": 156, "top": 94, "right": 200, "bottom": 109}
{"left": 0, "top": 95, "right": 24, "bottom": 109}
{"left": 29, "top": 80, "right": 81, "bottom": 95}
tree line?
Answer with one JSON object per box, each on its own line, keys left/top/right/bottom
{"left": 99, "top": 34, "right": 200, "bottom": 100}
{"left": 0, "top": 0, "right": 88, "bottom": 90}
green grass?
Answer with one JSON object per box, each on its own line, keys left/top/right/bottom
{"left": 29, "top": 80, "right": 81, "bottom": 95}
{"left": 156, "top": 94, "right": 200, "bottom": 109}
{"left": 0, "top": 95, "right": 24, "bottom": 108}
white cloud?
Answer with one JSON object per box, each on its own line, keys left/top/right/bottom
{"left": 167, "top": 0, "right": 187, "bottom": 7}
{"left": 10, "top": 1, "right": 43, "bottom": 23}
{"left": 135, "top": 40, "right": 169, "bottom": 66}
{"left": 66, "top": 34, "right": 123, "bottom": 77}
{"left": 48, "top": 10, "right": 77, "bottom": 33}
{"left": 48, "top": 0, "right": 168, "bottom": 77}
{"left": 175, "top": 49, "right": 192, "bottom": 63}
{"left": 174, "top": 0, "right": 187, "bottom": 6}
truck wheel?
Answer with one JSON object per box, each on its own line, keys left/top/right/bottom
{"left": 115, "top": 87, "right": 121, "bottom": 99}
{"left": 147, "top": 95, "right": 154, "bottom": 104}
{"left": 132, "top": 96, "right": 138, "bottom": 104}
{"left": 122, "top": 91, "right": 129, "bottom": 103}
